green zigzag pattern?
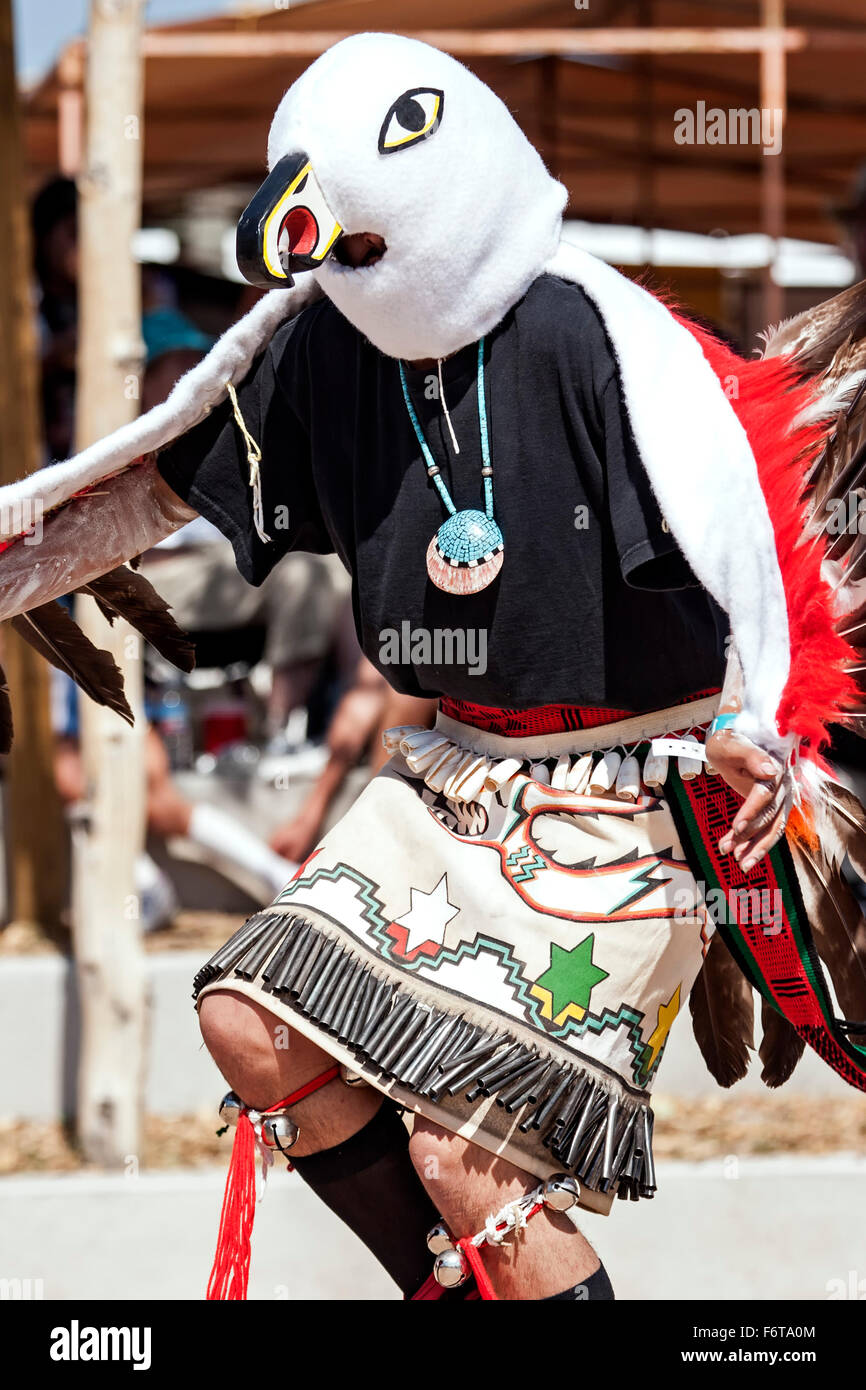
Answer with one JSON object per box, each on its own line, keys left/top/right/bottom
{"left": 278, "top": 861, "right": 654, "bottom": 1087}
{"left": 276, "top": 862, "right": 391, "bottom": 932}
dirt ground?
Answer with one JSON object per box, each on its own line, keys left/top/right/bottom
{"left": 1, "top": 1091, "right": 864, "bottom": 1175}
{"left": 0, "top": 910, "right": 244, "bottom": 957}
{"left": 2, "top": 915, "right": 865, "bottom": 1175}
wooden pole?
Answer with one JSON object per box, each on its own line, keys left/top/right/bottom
{"left": 761, "top": 0, "right": 787, "bottom": 328}
{"left": 635, "top": 0, "right": 657, "bottom": 250}
{"left": 537, "top": 55, "right": 560, "bottom": 183}
{"left": 0, "top": 0, "right": 67, "bottom": 933}
{"left": 130, "top": 26, "right": 864, "bottom": 60}
{"left": 58, "top": 47, "right": 85, "bottom": 179}
{"left": 72, "top": 0, "right": 147, "bottom": 1167}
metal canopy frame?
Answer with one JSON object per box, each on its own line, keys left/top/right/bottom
{"left": 38, "top": 2, "right": 866, "bottom": 323}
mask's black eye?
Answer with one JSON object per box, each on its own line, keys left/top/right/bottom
{"left": 379, "top": 87, "right": 444, "bottom": 155}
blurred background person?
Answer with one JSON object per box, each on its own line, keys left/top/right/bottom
{"left": 270, "top": 651, "right": 436, "bottom": 863}
{"left": 32, "top": 174, "right": 78, "bottom": 463}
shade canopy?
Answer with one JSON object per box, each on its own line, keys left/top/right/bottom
{"left": 23, "top": 0, "right": 866, "bottom": 244}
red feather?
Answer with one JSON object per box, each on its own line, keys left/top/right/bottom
{"left": 670, "top": 311, "right": 859, "bottom": 759}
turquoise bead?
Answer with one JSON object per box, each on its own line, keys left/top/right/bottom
{"left": 436, "top": 509, "right": 503, "bottom": 564}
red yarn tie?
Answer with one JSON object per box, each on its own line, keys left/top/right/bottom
{"left": 206, "top": 1065, "right": 340, "bottom": 1301}
{"left": 458, "top": 1238, "right": 499, "bottom": 1301}
{"left": 207, "top": 1111, "right": 256, "bottom": 1300}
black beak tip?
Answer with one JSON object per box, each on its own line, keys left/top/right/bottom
{"left": 235, "top": 214, "right": 293, "bottom": 289}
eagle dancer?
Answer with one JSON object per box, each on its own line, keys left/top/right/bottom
{"left": 2, "top": 33, "right": 866, "bottom": 1300}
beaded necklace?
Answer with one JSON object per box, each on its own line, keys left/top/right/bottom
{"left": 398, "top": 338, "right": 504, "bottom": 595}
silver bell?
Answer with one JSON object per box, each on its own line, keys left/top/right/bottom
{"left": 262, "top": 1113, "right": 300, "bottom": 1151}
{"left": 542, "top": 1173, "right": 580, "bottom": 1212}
{"left": 339, "top": 1065, "right": 369, "bottom": 1088}
{"left": 433, "top": 1247, "right": 469, "bottom": 1289}
{"left": 426, "top": 1221, "right": 454, "bottom": 1255}
{"left": 218, "top": 1092, "right": 244, "bottom": 1127}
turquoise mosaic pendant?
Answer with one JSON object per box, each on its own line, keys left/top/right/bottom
{"left": 399, "top": 338, "right": 504, "bottom": 598}
{"left": 426, "top": 508, "right": 504, "bottom": 595}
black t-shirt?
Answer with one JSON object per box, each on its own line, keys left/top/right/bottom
{"left": 158, "top": 273, "right": 725, "bottom": 710}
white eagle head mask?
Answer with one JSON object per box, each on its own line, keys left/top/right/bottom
{"left": 236, "top": 31, "right": 567, "bottom": 360}
{"left": 1, "top": 30, "right": 806, "bottom": 789}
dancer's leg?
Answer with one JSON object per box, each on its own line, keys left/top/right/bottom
{"left": 408, "top": 1117, "right": 613, "bottom": 1301}
{"left": 200, "top": 991, "right": 439, "bottom": 1295}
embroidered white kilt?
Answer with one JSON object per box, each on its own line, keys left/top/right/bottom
{"left": 195, "top": 699, "right": 717, "bottom": 1214}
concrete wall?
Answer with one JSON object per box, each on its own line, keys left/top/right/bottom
{"left": 1, "top": 951, "right": 221, "bottom": 1121}
{"left": 0, "top": 948, "right": 852, "bottom": 1122}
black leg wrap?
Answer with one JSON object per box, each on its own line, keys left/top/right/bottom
{"left": 543, "top": 1262, "right": 615, "bottom": 1301}
{"left": 290, "top": 1099, "right": 439, "bottom": 1296}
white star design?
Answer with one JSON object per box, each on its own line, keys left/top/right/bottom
{"left": 393, "top": 874, "right": 459, "bottom": 953}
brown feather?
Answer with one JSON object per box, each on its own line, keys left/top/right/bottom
{"left": 763, "top": 278, "right": 866, "bottom": 373}
{"left": 788, "top": 835, "right": 866, "bottom": 1025}
{"left": 79, "top": 566, "right": 195, "bottom": 673}
{"left": 822, "top": 780, "right": 866, "bottom": 881}
{"left": 0, "top": 660, "right": 12, "bottom": 754}
{"left": 758, "top": 1000, "right": 805, "bottom": 1088}
{"left": 777, "top": 295, "right": 866, "bottom": 741}
{"left": 11, "top": 602, "right": 133, "bottom": 727}
{"left": 91, "top": 595, "right": 116, "bottom": 627}
{"left": 806, "top": 382, "right": 866, "bottom": 521}
{"left": 689, "top": 933, "right": 754, "bottom": 1087}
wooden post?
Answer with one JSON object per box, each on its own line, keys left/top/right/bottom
{"left": 537, "top": 56, "right": 560, "bottom": 184}
{"left": 0, "top": 0, "right": 67, "bottom": 932}
{"left": 761, "top": 0, "right": 786, "bottom": 328}
{"left": 72, "top": 0, "right": 147, "bottom": 1166}
{"left": 58, "top": 45, "right": 85, "bottom": 179}
{"left": 635, "top": 0, "right": 657, "bottom": 249}
{"left": 133, "top": 28, "right": 835, "bottom": 59}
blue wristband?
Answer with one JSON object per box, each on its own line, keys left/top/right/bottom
{"left": 708, "top": 712, "right": 739, "bottom": 737}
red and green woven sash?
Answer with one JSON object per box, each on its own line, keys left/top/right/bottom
{"left": 665, "top": 766, "right": 866, "bottom": 1092}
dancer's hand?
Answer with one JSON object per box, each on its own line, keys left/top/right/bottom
{"left": 706, "top": 728, "right": 792, "bottom": 873}
{"left": 270, "top": 805, "right": 323, "bottom": 863}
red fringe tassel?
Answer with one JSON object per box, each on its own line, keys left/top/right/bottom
{"left": 206, "top": 1111, "right": 257, "bottom": 1301}
{"left": 206, "top": 1065, "right": 340, "bottom": 1301}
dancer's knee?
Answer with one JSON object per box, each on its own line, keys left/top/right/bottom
{"left": 408, "top": 1117, "right": 467, "bottom": 1193}
{"left": 199, "top": 990, "right": 382, "bottom": 1151}
{"left": 199, "top": 989, "right": 264, "bottom": 1063}
{"left": 198, "top": 990, "right": 298, "bottom": 1108}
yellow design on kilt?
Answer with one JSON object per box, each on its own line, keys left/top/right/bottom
{"left": 644, "top": 984, "right": 682, "bottom": 1073}
{"left": 530, "top": 935, "right": 610, "bottom": 1026}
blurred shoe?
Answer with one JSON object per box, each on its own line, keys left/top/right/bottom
{"left": 136, "top": 851, "right": 179, "bottom": 932}
{"left": 257, "top": 740, "right": 329, "bottom": 784}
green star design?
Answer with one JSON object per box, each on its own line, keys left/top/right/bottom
{"left": 536, "top": 936, "right": 609, "bottom": 1016}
